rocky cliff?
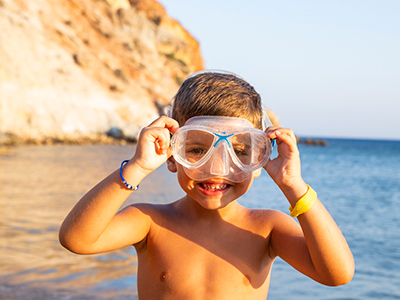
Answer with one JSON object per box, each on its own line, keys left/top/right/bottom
{"left": 0, "top": 0, "right": 203, "bottom": 144}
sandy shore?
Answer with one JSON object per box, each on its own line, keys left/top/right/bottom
{"left": 0, "top": 283, "right": 90, "bottom": 300}
{"left": 0, "top": 283, "right": 138, "bottom": 300}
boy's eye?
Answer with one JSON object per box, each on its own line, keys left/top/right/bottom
{"left": 234, "top": 148, "right": 248, "bottom": 156}
{"left": 231, "top": 134, "right": 251, "bottom": 157}
{"left": 232, "top": 142, "right": 250, "bottom": 157}
{"left": 187, "top": 147, "right": 207, "bottom": 155}
{"left": 234, "top": 145, "right": 252, "bottom": 165}
{"left": 184, "top": 145, "right": 209, "bottom": 163}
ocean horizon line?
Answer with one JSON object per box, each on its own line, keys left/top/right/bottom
{"left": 298, "top": 135, "right": 400, "bottom": 143}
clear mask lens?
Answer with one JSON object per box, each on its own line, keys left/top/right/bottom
{"left": 171, "top": 116, "right": 273, "bottom": 183}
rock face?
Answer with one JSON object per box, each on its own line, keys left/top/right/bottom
{"left": 0, "top": 0, "right": 204, "bottom": 143}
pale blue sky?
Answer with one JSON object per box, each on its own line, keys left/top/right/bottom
{"left": 158, "top": 0, "right": 400, "bottom": 140}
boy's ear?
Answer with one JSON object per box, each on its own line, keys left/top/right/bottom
{"left": 167, "top": 156, "right": 177, "bottom": 173}
{"left": 252, "top": 168, "right": 262, "bottom": 179}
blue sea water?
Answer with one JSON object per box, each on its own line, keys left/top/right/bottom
{"left": 0, "top": 138, "right": 399, "bottom": 299}
{"left": 250, "top": 139, "right": 400, "bottom": 299}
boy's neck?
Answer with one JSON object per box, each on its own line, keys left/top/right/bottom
{"left": 176, "top": 195, "right": 245, "bottom": 223}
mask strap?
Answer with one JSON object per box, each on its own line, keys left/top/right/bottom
{"left": 167, "top": 104, "right": 173, "bottom": 118}
{"left": 262, "top": 105, "right": 273, "bottom": 130}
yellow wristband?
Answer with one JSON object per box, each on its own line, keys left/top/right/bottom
{"left": 288, "top": 185, "right": 317, "bottom": 218}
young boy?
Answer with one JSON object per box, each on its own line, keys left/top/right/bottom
{"left": 59, "top": 71, "right": 354, "bottom": 299}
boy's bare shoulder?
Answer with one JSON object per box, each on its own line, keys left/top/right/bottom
{"left": 125, "top": 201, "right": 177, "bottom": 219}
{"left": 244, "top": 207, "right": 295, "bottom": 231}
{"left": 122, "top": 202, "right": 178, "bottom": 249}
{"left": 246, "top": 207, "right": 290, "bottom": 221}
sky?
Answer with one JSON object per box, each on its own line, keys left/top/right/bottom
{"left": 158, "top": 0, "right": 400, "bottom": 140}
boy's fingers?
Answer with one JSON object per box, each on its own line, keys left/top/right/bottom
{"left": 147, "top": 128, "right": 170, "bottom": 155}
{"left": 149, "top": 116, "right": 179, "bottom": 133}
{"left": 267, "top": 128, "right": 298, "bottom": 152}
{"left": 267, "top": 127, "right": 295, "bottom": 140}
{"left": 158, "top": 134, "right": 170, "bottom": 154}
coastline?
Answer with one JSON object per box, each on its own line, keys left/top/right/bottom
{"left": 0, "top": 282, "right": 89, "bottom": 300}
{"left": 0, "top": 282, "right": 137, "bottom": 300}
{"left": 0, "top": 133, "right": 134, "bottom": 156}
{"left": 0, "top": 132, "right": 137, "bottom": 147}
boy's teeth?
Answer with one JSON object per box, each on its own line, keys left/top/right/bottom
{"left": 201, "top": 183, "right": 228, "bottom": 191}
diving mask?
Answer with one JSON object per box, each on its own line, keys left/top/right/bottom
{"left": 171, "top": 116, "right": 273, "bottom": 183}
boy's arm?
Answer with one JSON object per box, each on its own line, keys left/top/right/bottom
{"left": 59, "top": 166, "right": 150, "bottom": 254}
{"left": 59, "top": 116, "right": 179, "bottom": 254}
{"left": 265, "top": 128, "right": 355, "bottom": 286}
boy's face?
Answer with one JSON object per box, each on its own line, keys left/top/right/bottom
{"left": 168, "top": 115, "right": 268, "bottom": 210}
{"left": 169, "top": 159, "right": 261, "bottom": 210}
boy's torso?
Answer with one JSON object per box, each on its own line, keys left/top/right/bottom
{"left": 133, "top": 200, "right": 277, "bottom": 300}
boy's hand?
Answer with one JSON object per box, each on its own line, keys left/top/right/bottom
{"left": 264, "top": 127, "right": 307, "bottom": 201}
{"left": 131, "top": 116, "right": 179, "bottom": 176}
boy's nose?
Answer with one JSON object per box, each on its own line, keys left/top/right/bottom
{"left": 210, "top": 146, "right": 229, "bottom": 176}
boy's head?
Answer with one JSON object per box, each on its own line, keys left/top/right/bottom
{"left": 167, "top": 71, "right": 270, "bottom": 205}
{"left": 170, "top": 71, "right": 264, "bottom": 129}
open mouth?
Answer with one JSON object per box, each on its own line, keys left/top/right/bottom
{"left": 198, "top": 182, "right": 230, "bottom": 191}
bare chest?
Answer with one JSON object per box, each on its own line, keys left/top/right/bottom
{"left": 136, "top": 221, "right": 273, "bottom": 299}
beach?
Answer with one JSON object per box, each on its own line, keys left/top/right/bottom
{"left": 1, "top": 140, "right": 400, "bottom": 299}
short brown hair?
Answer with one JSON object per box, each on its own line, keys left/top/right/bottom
{"left": 171, "top": 71, "right": 263, "bottom": 129}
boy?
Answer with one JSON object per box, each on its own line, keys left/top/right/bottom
{"left": 59, "top": 71, "right": 354, "bottom": 299}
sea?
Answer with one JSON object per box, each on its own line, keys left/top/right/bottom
{"left": 0, "top": 138, "right": 399, "bottom": 299}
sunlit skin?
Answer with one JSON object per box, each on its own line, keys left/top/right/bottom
{"left": 59, "top": 116, "right": 354, "bottom": 300}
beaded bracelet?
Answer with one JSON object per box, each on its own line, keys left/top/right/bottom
{"left": 119, "top": 160, "right": 139, "bottom": 190}
{"left": 288, "top": 185, "right": 317, "bottom": 218}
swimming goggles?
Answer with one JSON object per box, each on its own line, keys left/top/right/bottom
{"left": 171, "top": 116, "right": 273, "bottom": 183}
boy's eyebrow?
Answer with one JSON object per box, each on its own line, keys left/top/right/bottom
{"left": 185, "top": 141, "right": 211, "bottom": 146}
{"left": 232, "top": 141, "right": 251, "bottom": 147}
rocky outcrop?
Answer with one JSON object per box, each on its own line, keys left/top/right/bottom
{"left": 0, "top": 0, "right": 203, "bottom": 144}
{"left": 297, "top": 137, "right": 328, "bottom": 146}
